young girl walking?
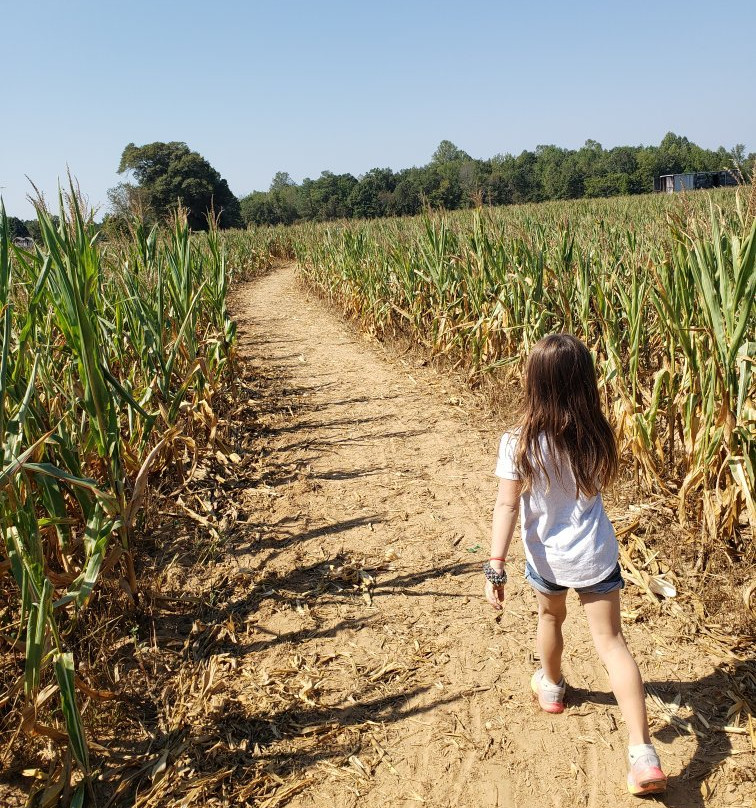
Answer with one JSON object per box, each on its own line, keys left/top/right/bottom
{"left": 483, "top": 333, "right": 667, "bottom": 796}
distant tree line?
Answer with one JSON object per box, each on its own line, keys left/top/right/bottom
{"left": 6, "top": 216, "right": 44, "bottom": 241}
{"left": 3, "top": 134, "right": 750, "bottom": 233}
{"left": 239, "top": 133, "right": 752, "bottom": 227}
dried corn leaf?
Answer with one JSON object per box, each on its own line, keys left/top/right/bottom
{"left": 648, "top": 574, "right": 677, "bottom": 598}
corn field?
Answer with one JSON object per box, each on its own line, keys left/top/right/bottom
{"left": 3, "top": 184, "right": 754, "bottom": 802}
{"left": 0, "top": 194, "right": 270, "bottom": 801}
{"left": 269, "top": 188, "right": 755, "bottom": 563}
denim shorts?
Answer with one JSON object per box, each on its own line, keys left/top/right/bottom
{"left": 525, "top": 561, "right": 624, "bottom": 595}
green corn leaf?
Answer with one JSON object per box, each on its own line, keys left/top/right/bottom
{"left": 100, "top": 363, "right": 156, "bottom": 423}
{"left": 25, "top": 578, "right": 52, "bottom": 697}
{"left": 0, "top": 430, "right": 54, "bottom": 491}
{"left": 163, "top": 280, "right": 207, "bottom": 388}
{"left": 60, "top": 504, "right": 111, "bottom": 609}
{"left": 2, "top": 525, "right": 25, "bottom": 590}
{"left": 5, "top": 353, "right": 41, "bottom": 462}
{"left": 53, "top": 652, "right": 90, "bottom": 774}
{"left": 24, "top": 462, "right": 120, "bottom": 516}
{"left": 70, "top": 782, "right": 87, "bottom": 808}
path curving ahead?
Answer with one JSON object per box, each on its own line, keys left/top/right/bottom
{"left": 225, "top": 263, "right": 737, "bottom": 808}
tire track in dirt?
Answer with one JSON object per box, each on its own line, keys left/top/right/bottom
{"left": 226, "top": 263, "right": 731, "bottom": 808}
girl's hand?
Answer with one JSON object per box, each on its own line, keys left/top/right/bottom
{"left": 485, "top": 580, "right": 505, "bottom": 610}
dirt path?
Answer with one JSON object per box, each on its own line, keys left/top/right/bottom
{"left": 224, "top": 263, "right": 752, "bottom": 808}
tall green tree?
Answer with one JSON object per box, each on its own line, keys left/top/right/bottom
{"left": 348, "top": 168, "right": 396, "bottom": 219}
{"left": 431, "top": 140, "right": 472, "bottom": 164}
{"left": 268, "top": 171, "right": 299, "bottom": 224}
{"left": 7, "top": 216, "right": 30, "bottom": 239}
{"left": 115, "top": 141, "right": 243, "bottom": 229}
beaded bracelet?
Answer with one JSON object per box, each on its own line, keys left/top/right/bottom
{"left": 483, "top": 561, "right": 508, "bottom": 586}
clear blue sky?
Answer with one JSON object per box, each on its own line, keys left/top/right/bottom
{"left": 2, "top": 0, "right": 754, "bottom": 219}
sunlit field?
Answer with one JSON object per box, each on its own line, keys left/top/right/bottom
{"left": 0, "top": 197, "right": 272, "bottom": 799}
{"left": 248, "top": 188, "right": 755, "bottom": 562}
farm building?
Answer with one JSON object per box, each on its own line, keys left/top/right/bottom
{"left": 654, "top": 170, "right": 738, "bottom": 193}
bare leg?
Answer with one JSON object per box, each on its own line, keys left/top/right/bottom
{"left": 534, "top": 589, "right": 568, "bottom": 684}
{"left": 579, "top": 589, "right": 651, "bottom": 746}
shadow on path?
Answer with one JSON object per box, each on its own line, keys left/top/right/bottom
{"left": 566, "top": 657, "right": 755, "bottom": 806}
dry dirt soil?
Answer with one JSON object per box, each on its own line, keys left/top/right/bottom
{"left": 215, "top": 263, "right": 753, "bottom": 808}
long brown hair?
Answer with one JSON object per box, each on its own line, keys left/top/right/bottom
{"left": 515, "top": 334, "right": 617, "bottom": 497}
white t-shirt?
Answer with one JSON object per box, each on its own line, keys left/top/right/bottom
{"left": 495, "top": 432, "right": 618, "bottom": 588}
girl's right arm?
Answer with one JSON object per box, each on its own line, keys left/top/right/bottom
{"left": 485, "top": 477, "right": 521, "bottom": 610}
